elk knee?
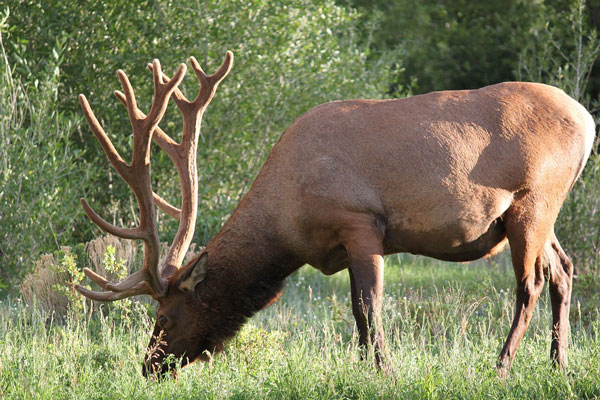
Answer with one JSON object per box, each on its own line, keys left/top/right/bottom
{"left": 549, "top": 276, "right": 570, "bottom": 303}
{"left": 560, "top": 254, "right": 574, "bottom": 278}
{"left": 549, "top": 248, "right": 573, "bottom": 300}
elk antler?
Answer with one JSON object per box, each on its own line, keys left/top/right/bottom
{"left": 76, "top": 52, "right": 233, "bottom": 301}
{"left": 144, "top": 51, "right": 233, "bottom": 277}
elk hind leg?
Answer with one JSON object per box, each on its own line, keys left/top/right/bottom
{"left": 546, "top": 232, "right": 573, "bottom": 368}
{"left": 497, "top": 206, "right": 549, "bottom": 375}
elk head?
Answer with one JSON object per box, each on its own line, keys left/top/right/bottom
{"left": 75, "top": 52, "right": 233, "bottom": 378}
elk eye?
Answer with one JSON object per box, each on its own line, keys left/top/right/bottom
{"left": 158, "top": 315, "right": 168, "bottom": 328}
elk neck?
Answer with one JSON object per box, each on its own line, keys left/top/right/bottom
{"left": 203, "top": 190, "right": 303, "bottom": 318}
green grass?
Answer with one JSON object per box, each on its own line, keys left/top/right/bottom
{"left": 1, "top": 254, "right": 600, "bottom": 399}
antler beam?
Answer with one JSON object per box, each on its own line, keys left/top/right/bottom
{"left": 76, "top": 52, "right": 233, "bottom": 301}
{"left": 145, "top": 52, "right": 233, "bottom": 276}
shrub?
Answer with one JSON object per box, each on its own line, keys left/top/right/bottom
{"left": 19, "top": 247, "right": 85, "bottom": 321}
{"left": 0, "top": 12, "right": 93, "bottom": 293}
{"left": 1, "top": 1, "right": 397, "bottom": 292}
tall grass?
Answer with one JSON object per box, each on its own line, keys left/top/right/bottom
{"left": 2, "top": 256, "right": 599, "bottom": 399}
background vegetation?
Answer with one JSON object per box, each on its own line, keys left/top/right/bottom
{"left": 1, "top": 0, "right": 599, "bottom": 288}
{"left": 1, "top": 0, "right": 397, "bottom": 288}
{"left": 1, "top": 0, "right": 600, "bottom": 397}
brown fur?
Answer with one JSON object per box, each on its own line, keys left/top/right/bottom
{"left": 141, "top": 82, "right": 594, "bottom": 377}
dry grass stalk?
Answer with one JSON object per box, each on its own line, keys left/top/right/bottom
{"left": 19, "top": 235, "right": 203, "bottom": 317}
{"left": 20, "top": 253, "right": 69, "bottom": 317}
{"left": 85, "top": 234, "right": 138, "bottom": 279}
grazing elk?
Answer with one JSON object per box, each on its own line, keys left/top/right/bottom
{"left": 76, "top": 50, "right": 595, "bottom": 378}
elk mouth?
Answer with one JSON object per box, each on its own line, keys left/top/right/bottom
{"left": 142, "top": 324, "right": 224, "bottom": 378}
{"left": 142, "top": 350, "right": 200, "bottom": 379}
{"left": 142, "top": 331, "right": 203, "bottom": 379}
{"left": 141, "top": 359, "right": 178, "bottom": 379}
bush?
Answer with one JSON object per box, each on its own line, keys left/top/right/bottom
{"left": 0, "top": 12, "right": 93, "bottom": 292}
{"left": 1, "top": 1, "right": 397, "bottom": 293}
{"left": 19, "top": 252, "right": 72, "bottom": 320}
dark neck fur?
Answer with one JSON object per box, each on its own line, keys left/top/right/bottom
{"left": 201, "top": 194, "right": 302, "bottom": 348}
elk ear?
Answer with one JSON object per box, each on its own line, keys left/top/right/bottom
{"left": 177, "top": 253, "right": 208, "bottom": 292}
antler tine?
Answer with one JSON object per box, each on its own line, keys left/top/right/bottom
{"left": 78, "top": 95, "right": 131, "bottom": 181}
{"left": 81, "top": 267, "right": 149, "bottom": 293}
{"left": 114, "top": 90, "right": 182, "bottom": 219}
{"left": 145, "top": 61, "right": 187, "bottom": 132}
{"left": 190, "top": 51, "right": 233, "bottom": 87}
{"left": 83, "top": 268, "right": 112, "bottom": 290}
{"left": 78, "top": 60, "right": 189, "bottom": 302}
{"left": 80, "top": 198, "right": 147, "bottom": 239}
{"left": 189, "top": 51, "right": 233, "bottom": 109}
{"left": 105, "top": 269, "right": 149, "bottom": 292}
{"left": 75, "top": 282, "right": 152, "bottom": 302}
{"left": 147, "top": 62, "right": 190, "bottom": 108}
{"left": 153, "top": 192, "right": 181, "bottom": 220}
{"left": 116, "top": 70, "right": 140, "bottom": 128}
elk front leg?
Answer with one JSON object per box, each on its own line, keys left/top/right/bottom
{"left": 345, "top": 234, "right": 387, "bottom": 369}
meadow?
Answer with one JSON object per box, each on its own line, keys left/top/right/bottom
{"left": 2, "top": 1, "right": 600, "bottom": 399}
{"left": 2, "top": 254, "right": 600, "bottom": 399}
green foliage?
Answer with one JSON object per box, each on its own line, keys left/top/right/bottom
{"left": 49, "top": 247, "right": 86, "bottom": 319}
{"left": 2, "top": 257, "right": 600, "bottom": 398}
{"left": 3, "top": 0, "right": 396, "bottom": 245}
{"left": 0, "top": 1, "right": 396, "bottom": 290}
{"left": 517, "top": 0, "right": 600, "bottom": 105}
{"left": 98, "top": 244, "right": 139, "bottom": 323}
{"left": 0, "top": 13, "right": 93, "bottom": 292}
{"left": 101, "top": 245, "right": 127, "bottom": 280}
{"left": 345, "top": 0, "right": 600, "bottom": 98}
{"left": 344, "top": 0, "right": 549, "bottom": 93}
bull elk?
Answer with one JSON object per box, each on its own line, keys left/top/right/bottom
{"left": 75, "top": 50, "right": 596, "bottom": 378}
